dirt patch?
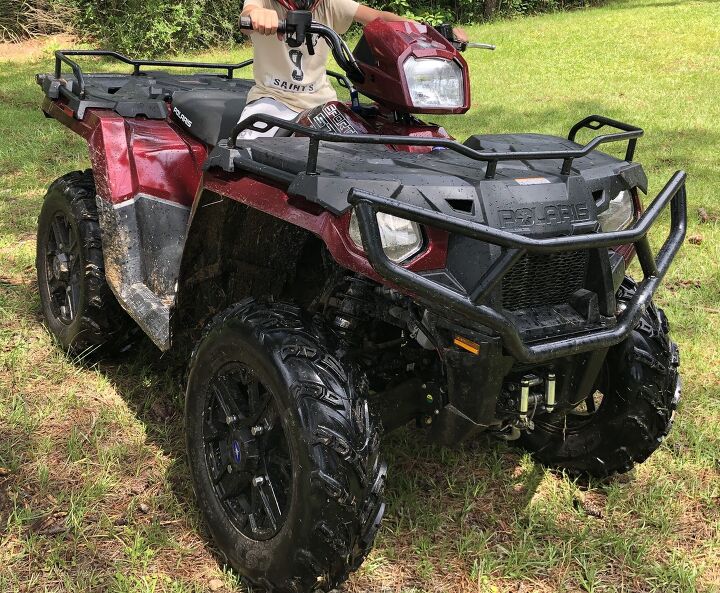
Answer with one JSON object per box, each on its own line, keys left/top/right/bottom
{"left": 0, "top": 35, "right": 76, "bottom": 63}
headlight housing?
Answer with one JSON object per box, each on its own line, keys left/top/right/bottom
{"left": 403, "top": 57, "right": 464, "bottom": 109}
{"left": 349, "top": 210, "right": 424, "bottom": 263}
{"left": 598, "top": 189, "right": 635, "bottom": 232}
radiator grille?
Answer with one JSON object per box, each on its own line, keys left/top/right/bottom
{"left": 502, "top": 250, "right": 590, "bottom": 311}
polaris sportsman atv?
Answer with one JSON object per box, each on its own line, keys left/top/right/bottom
{"left": 35, "top": 11, "right": 686, "bottom": 592}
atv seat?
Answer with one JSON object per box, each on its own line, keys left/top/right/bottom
{"left": 172, "top": 87, "right": 255, "bottom": 146}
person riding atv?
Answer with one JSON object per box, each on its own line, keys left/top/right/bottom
{"left": 35, "top": 8, "right": 686, "bottom": 592}
{"left": 237, "top": 0, "right": 468, "bottom": 138}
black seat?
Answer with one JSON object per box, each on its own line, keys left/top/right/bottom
{"left": 171, "top": 86, "right": 254, "bottom": 146}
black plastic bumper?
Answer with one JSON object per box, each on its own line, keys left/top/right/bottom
{"left": 348, "top": 171, "right": 687, "bottom": 364}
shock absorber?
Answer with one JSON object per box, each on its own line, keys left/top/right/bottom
{"left": 332, "top": 278, "right": 373, "bottom": 345}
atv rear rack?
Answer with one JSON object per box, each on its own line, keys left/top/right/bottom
{"left": 54, "top": 50, "right": 254, "bottom": 97}
{"left": 44, "top": 50, "right": 356, "bottom": 118}
{"left": 229, "top": 114, "right": 643, "bottom": 179}
{"left": 349, "top": 171, "right": 687, "bottom": 364}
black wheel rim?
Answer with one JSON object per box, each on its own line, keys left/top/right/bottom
{"left": 202, "top": 362, "right": 292, "bottom": 541}
{"left": 43, "top": 211, "right": 82, "bottom": 325}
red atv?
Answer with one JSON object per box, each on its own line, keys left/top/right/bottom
{"left": 36, "top": 12, "right": 686, "bottom": 592}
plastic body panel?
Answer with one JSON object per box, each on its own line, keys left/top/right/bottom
{"left": 42, "top": 98, "right": 207, "bottom": 207}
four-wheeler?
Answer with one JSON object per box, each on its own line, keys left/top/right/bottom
{"left": 35, "top": 12, "right": 686, "bottom": 592}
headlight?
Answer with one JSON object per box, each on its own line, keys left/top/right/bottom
{"left": 598, "top": 189, "right": 635, "bottom": 232}
{"left": 349, "top": 210, "right": 423, "bottom": 263}
{"left": 403, "top": 57, "right": 464, "bottom": 109}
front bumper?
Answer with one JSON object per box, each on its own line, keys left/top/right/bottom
{"left": 349, "top": 171, "right": 687, "bottom": 364}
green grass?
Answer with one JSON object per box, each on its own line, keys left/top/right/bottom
{"left": 1, "top": 0, "right": 719, "bottom": 591}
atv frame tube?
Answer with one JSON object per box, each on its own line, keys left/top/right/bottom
{"left": 349, "top": 171, "right": 687, "bottom": 364}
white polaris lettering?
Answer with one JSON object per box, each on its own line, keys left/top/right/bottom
{"left": 173, "top": 106, "right": 193, "bottom": 128}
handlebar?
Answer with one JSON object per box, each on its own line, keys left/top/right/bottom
{"left": 238, "top": 12, "right": 365, "bottom": 82}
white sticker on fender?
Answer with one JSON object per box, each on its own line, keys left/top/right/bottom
{"left": 515, "top": 177, "right": 552, "bottom": 185}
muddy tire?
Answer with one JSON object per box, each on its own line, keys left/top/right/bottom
{"left": 519, "top": 278, "right": 681, "bottom": 478}
{"left": 185, "top": 300, "right": 386, "bottom": 593}
{"left": 36, "top": 170, "right": 136, "bottom": 355}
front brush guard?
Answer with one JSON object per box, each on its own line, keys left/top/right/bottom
{"left": 349, "top": 171, "right": 687, "bottom": 364}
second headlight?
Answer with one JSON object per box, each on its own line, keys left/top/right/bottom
{"left": 349, "top": 210, "right": 424, "bottom": 263}
{"left": 598, "top": 189, "right": 635, "bottom": 232}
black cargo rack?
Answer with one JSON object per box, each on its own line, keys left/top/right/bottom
{"left": 46, "top": 49, "right": 354, "bottom": 105}
{"left": 53, "top": 50, "right": 254, "bottom": 99}
{"left": 229, "top": 113, "right": 643, "bottom": 180}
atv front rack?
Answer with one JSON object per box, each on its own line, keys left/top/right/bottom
{"left": 349, "top": 171, "right": 687, "bottom": 364}
{"left": 229, "top": 114, "right": 643, "bottom": 179}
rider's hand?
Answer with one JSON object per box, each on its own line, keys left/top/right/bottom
{"left": 453, "top": 27, "right": 469, "bottom": 44}
{"left": 250, "top": 7, "right": 279, "bottom": 35}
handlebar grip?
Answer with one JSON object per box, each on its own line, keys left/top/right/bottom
{"left": 238, "top": 16, "right": 289, "bottom": 33}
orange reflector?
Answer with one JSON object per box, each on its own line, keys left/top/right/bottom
{"left": 454, "top": 336, "right": 480, "bottom": 355}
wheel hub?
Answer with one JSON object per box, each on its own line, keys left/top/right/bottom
{"left": 225, "top": 428, "right": 259, "bottom": 474}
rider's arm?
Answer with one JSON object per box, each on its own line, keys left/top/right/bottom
{"left": 354, "top": 4, "right": 468, "bottom": 43}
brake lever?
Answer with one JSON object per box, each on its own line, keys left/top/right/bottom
{"left": 466, "top": 42, "right": 496, "bottom": 50}
{"left": 455, "top": 41, "right": 496, "bottom": 52}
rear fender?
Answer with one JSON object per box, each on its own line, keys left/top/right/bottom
{"left": 44, "top": 102, "right": 209, "bottom": 350}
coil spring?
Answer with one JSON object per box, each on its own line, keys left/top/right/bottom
{"left": 333, "top": 278, "right": 372, "bottom": 344}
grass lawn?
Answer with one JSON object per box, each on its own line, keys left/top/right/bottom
{"left": 1, "top": 0, "right": 719, "bottom": 591}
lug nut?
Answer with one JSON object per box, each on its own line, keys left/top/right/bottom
{"left": 250, "top": 425, "right": 265, "bottom": 436}
{"left": 225, "top": 415, "right": 238, "bottom": 425}
{"left": 227, "top": 464, "right": 233, "bottom": 474}
{"left": 423, "top": 416, "right": 433, "bottom": 426}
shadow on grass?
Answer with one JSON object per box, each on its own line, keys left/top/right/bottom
{"left": 92, "top": 340, "right": 555, "bottom": 586}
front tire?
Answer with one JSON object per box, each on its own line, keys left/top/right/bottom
{"left": 185, "top": 300, "right": 386, "bottom": 593}
{"left": 519, "top": 279, "right": 681, "bottom": 478}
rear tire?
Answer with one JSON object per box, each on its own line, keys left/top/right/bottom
{"left": 519, "top": 278, "right": 681, "bottom": 478}
{"left": 185, "top": 300, "right": 386, "bottom": 592}
{"left": 36, "top": 170, "right": 136, "bottom": 355}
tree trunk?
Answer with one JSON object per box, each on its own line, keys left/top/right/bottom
{"left": 484, "top": 0, "right": 498, "bottom": 20}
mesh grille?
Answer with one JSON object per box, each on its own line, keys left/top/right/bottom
{"left": 502, "top": 251, "right": 589, "bottom": 311}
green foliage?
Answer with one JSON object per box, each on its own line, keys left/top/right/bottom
{"left": 72, "top": 0, "right": 244, "bottom": 56}
{"left": 6, "top": 0, "right": 604, "bottom": 56}
{"left": 365, "top": 0, "right": 605, "bottom": 24}
{"left": 0, "top": 0, "right": 75, "bottom": 42}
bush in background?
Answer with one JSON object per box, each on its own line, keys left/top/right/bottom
{"left": 0, "top": 0, "right": 76, "bottom": 42}
{"left": 366, "top": 0, "right": 604, "bottom": 25}
{"left": 73, "top": 0, "right": 243, "bottom": 56}
{"left": 5, "top": 0, "right": 603, "bottom": 55}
